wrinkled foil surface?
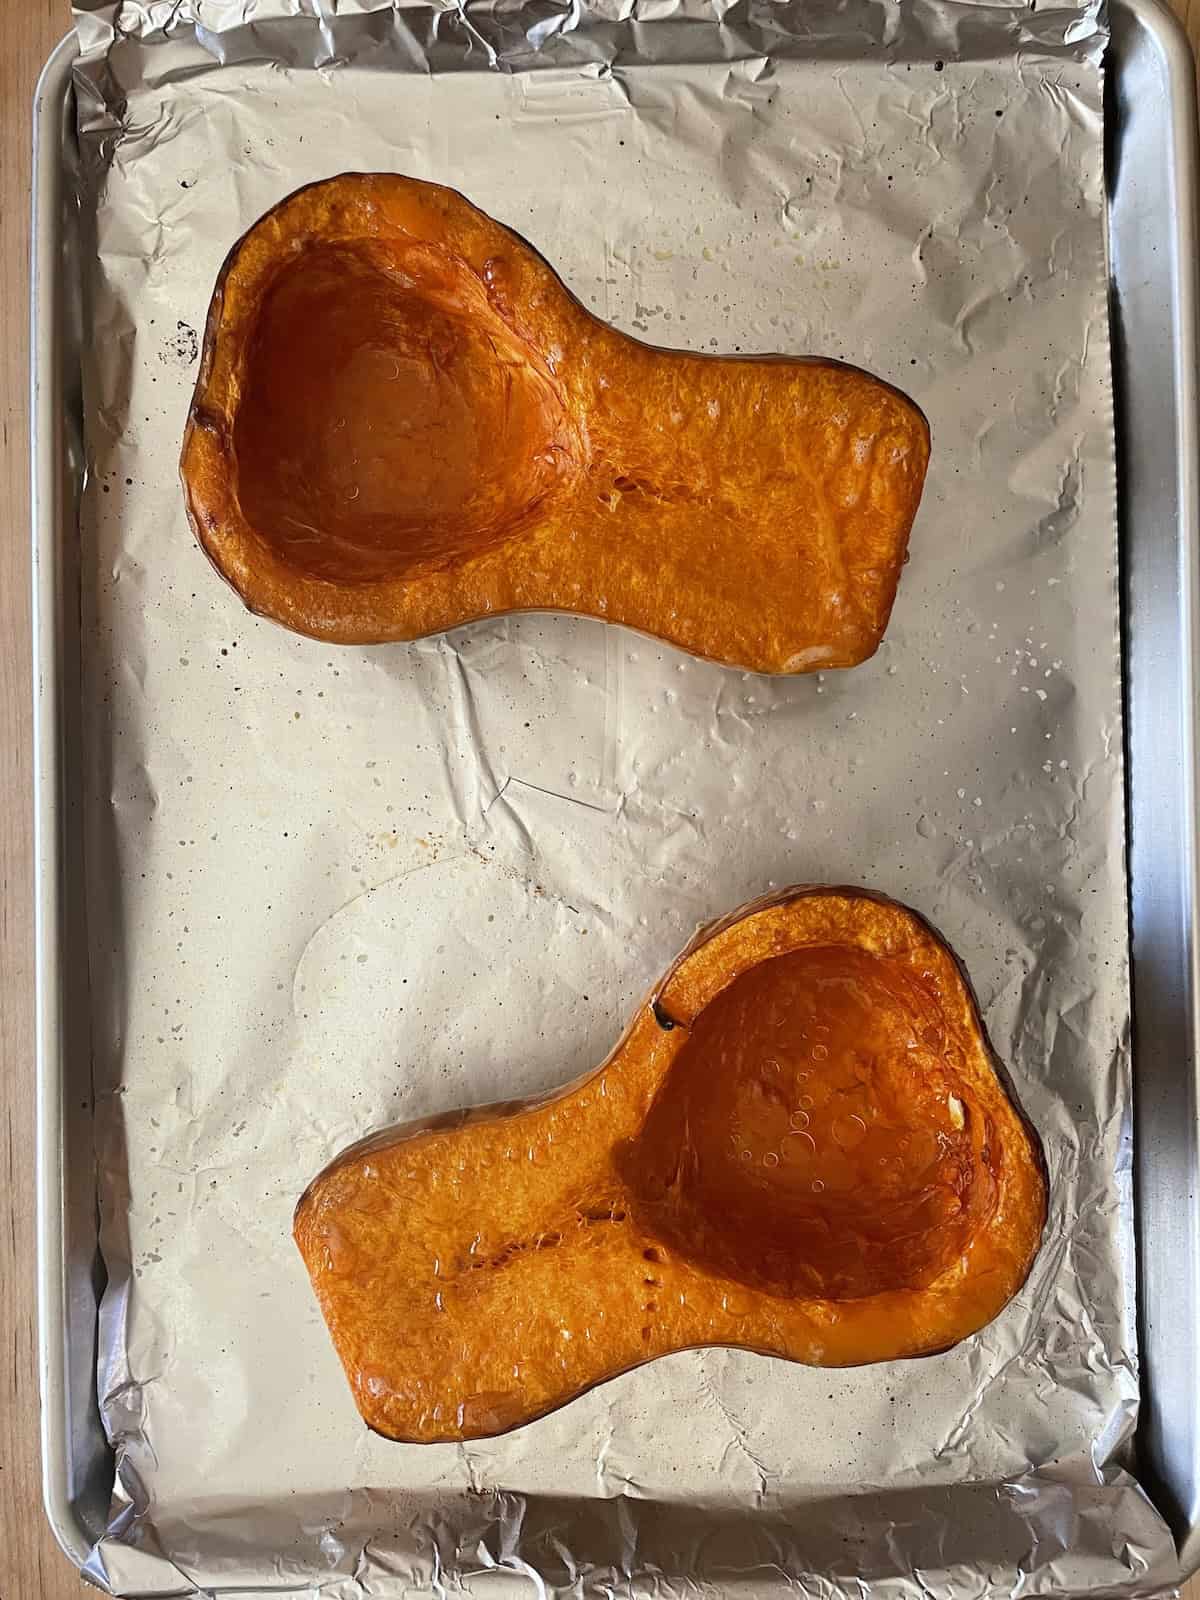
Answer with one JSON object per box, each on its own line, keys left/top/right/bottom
{"left": 69, "top": 0, "right": 1179, "bottom": 1594}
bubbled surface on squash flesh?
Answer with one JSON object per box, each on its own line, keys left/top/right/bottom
{"left": 624, "top": 947, "right": 997, "bottom": 1302}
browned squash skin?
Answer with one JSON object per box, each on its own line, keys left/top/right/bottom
{"left": 294, "top": 887, "right": 1046, "bottom": 1443}
{"left": 181, "top": 174, "right": 931, "bottom": 673}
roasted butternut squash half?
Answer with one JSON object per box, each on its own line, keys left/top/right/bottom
{"left": 294, "top": 887, "right": 1045, "bottom": 1442}
{"left": 182, "top": 174, "right": 930, "bottom": 672}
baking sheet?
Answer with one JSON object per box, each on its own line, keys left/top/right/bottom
{"left": 64, "top": 0, "right": 1178, "bottom": 1593}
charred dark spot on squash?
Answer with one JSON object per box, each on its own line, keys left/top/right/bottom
{"left": 651, "top": 999, "right": 680, "bottom": 1032}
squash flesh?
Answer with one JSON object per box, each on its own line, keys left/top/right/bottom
{"left": 235, "top": 239, "right": 579, "bottom": 580}
{"left": 182, "top": 173, "right": 930, "bottom": 672}
{"left": 294, "top": 888, "right": 1046, "bottom": 1443}
{"left": 628, "top": 945, "right": 995, "bottom": 1302}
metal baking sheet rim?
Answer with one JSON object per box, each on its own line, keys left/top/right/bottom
{"left": 28, "top": 5, "right": 1200, "bottom": 1588}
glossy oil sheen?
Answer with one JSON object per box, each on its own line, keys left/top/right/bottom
{"left": 626, "top": 948, "right": 995, "bottom": 1300}
{"left": 234, "top": 240, "right": 577, "bottom": 581}
{"left": 294, "top": 889, "right": 1045, "bottom": 1443}
{"left": 183, "top": 174, "right": 931, "bottom": 668}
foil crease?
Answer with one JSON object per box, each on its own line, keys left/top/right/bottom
{"left": 69, "top": 0, "right": 1177, "bottom": 1594}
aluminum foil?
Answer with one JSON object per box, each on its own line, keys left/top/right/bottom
{"left": 68, "top": 1, "right": 1179, "bottom": 1594}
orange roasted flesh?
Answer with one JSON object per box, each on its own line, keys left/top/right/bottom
{"left": 181, "top": 174, "right": 930, "bottom": 673}
{"left": 294, "top": 887, "right": 1046, "bottom": 1443}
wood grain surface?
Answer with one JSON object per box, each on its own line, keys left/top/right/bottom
{"left": 1, "top": 3, "right": 1198, "bottom": 1596}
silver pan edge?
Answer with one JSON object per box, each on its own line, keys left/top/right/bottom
{"left": 30, "top": 1, "right": 1200, "bottom": 1581}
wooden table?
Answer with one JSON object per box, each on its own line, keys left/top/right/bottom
{"left": 2, "top": 3, "right": 1198, "bottom": 1595}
